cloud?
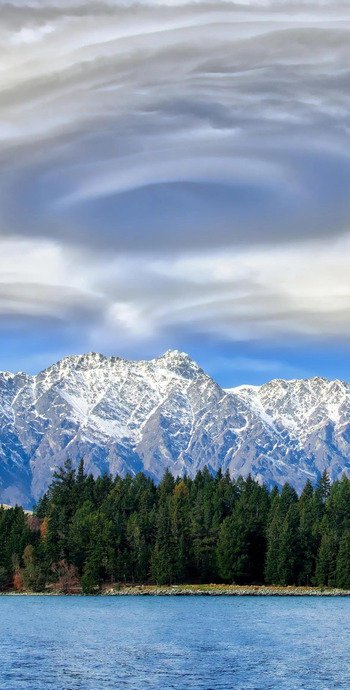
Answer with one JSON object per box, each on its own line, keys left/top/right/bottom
{"left": 0, "top": 239, "right": 104, "bottom": 323}
{"left": 1, "top": 0, "right": 350, "bottom": 372}
{"left": 1, "top": 0, "right": 350, "bottom": 254}
{"left": 87, "top": 232, "right": 350, "bottom": 346}
{"left": 217, "top": 355, "right": 306, "bottom": 379}
{"left": 1, "top": 230, "right": 350, "bottom": 375}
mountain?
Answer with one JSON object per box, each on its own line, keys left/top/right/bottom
{"left": 1, "top": 350, "right": 350, "bottom": 508}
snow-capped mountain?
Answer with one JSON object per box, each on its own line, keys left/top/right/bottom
{"left": 1, "top": 350, "right": 350, "bottom": 508}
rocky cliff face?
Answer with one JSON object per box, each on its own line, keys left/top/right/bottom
{"left": 1, "top": 350, "right": 350, "bottom": 507}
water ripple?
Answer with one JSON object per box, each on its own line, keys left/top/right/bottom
{"left": 1, "top": 596, "right": 350, "bottom": 689}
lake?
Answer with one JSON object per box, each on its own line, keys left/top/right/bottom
{"left": 0, "top": 596, "right": 349, "bottom": 689}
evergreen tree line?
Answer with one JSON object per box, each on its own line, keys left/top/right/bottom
{"left": 1, "top": 461, "right": 350, "bottom": 593}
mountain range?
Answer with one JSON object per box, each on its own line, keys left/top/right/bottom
{"left": 1, "top": 349, "right": 349, "bottom": 508}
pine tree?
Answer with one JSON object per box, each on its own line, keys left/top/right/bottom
{"left": 126, "top": 513, "right": 149, "bottom": 583}
{"left": 77, "top": 458, "right": 86, "bottom": 485}
{"left": 216, "top": 512, "right": 249, "bottom": 583}
{"left": 81, "top": 514, "right": 105, "bottom": 593}
{"left": 315, "top": 529, "right": 338, "bottom": 587}
{"left": 277, "top": 504, "right": 300, "bottom": 585}
{"left": 172, "top": 481, "right": 190, "bottom": 582}
{"left": 336, "top": 530, "right": 350, "bottom": 589}
{"left": 151, "top": 493, "right": 176, "bottom": 585}
{"left": 216, "top": 515, "right": 235, "bottom": 581}
{"left": 265, "top": 492, "right": 281, "bottom": 584}
{"left": 298, "top": 479, "right": 316, "bottom": 585}
{"left": 1, "top": 465, "right": 349, "bottom": 592}
{"left": 316, "top": 470, "right": 331, "bottom": 501}
{"left": 68, "top": 501, "right": 95, "bottom": 573}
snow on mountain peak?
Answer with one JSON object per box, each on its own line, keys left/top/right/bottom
{"left": 151, "top": 349, "right": 203, "bottom": 379}
{"left": 1, "top": 351, "right": 350, "bottom": 508}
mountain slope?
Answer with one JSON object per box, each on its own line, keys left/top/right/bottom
{"left": 1, "top": 350, "right": 350, "bottom": 507}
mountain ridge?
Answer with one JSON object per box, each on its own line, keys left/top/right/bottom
{"left": 1, "top": 350, "right": 350, "bottom": 508}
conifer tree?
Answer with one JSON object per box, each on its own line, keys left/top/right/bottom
{"left": 298, "top": 479, "right": 316, "bottom": 585}
{"left": 172, "top": 480, "right": 190, "bottom": 581}
{"left": 151, "top": 491, "right": 176, "bottom": 585}
{"left": 216, "top": 515, "right": 235, "bottom": 582}
{"left": 4, "top": 462, "right": 350, "bottom": 592}
{"left": 315, "top": 528, "right": 338, "bottom": 587}
{"left": 265, "top": 492, "right": 281, "bottom": 584}
{"left": 316, "top": 470, "right": 331, "bottom": 501}
{"left": 336, "top": 530, "right": 350, "bottom": 589}
{"left": 277, "top": 504, "right": 300, "bottom": 585}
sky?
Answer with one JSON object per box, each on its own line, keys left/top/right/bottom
{"left": 1, "top": 0, "right": 350, "bottom": 387}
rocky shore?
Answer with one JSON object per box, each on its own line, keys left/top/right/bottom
{"left": 3, "top": 584, "right": 350, "bottom": 596}
{"left": 101, "top": 584, "right": 350, "bottom": 597}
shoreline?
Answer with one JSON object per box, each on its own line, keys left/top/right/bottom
{"left": 2, "top": 585, "right": 350, "bottom": 597}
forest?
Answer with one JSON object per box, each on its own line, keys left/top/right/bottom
{"left": 1, "top": 460, "right": 350, "bottom": 593}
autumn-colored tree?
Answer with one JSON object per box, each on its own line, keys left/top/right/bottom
{"left": 21, "top": 544, "right": 45, "bottom": 591}
{"left": 40, "top": 517, "right": 49, "bottom": 542}
{"left": 4, "top": 463, "right": 350, "bottom": 592}
{"left": 51, "top": 560, "right": 80, "bottom": 594}
{"left": 13, "top": 569, "right": 23, "bottom": 592}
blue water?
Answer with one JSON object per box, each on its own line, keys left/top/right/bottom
{"left": 0, "top": 596, "right": 349, "bottom": 689}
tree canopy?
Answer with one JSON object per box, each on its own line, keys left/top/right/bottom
{"left": 1, "top": 464, "right": 349, "bottom": 593}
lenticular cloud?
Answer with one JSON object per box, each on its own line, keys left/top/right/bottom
{"left": 1, "top": 0, "right": 350, "bottom": 361}
{"left": 2, "top": 0, "right": 350, "bottom": 250}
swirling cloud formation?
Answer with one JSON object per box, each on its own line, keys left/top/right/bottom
{"left": 1, "top": 0, "right": 350, "bottom": 381}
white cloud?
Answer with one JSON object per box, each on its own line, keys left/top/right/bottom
{"left": 95, "top": 233, "right": 350, "bottom": 342}
{"left": 9, "top": 23, "right": 55, "bottom": 45}
{"left": 0, "top": 239, "right": 103, "bottom": 321}
{"left": 1, "top": 230, "right": 350, "bottom": 353}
